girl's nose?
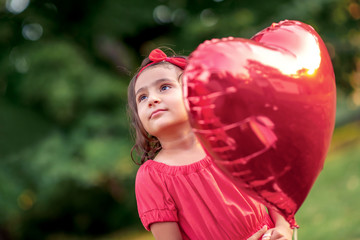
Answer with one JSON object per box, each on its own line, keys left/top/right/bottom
{"left": 148, "top": 96, "right": 161, "bottom": 106}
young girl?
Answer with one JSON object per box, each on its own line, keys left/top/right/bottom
{"left": 127, "top": 48, "right": 293, "bottom": 240}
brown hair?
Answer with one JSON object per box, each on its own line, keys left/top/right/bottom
{"left": 127, "top": 50, "right": 187, "bottom": 165}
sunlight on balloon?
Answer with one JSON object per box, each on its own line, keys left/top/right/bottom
{"left": 306, "top": 68, "right": 316, "bottom": 75}
{"left": 250, "top": 32, "right": 321, "bottom": 77}
{"left": 5, "top": 0, "right": 29, "bottom": 14}
{"left": 294, "top": 33, "right": 321, "bottom": 76}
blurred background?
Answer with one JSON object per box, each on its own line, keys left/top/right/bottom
{"left": 0, "top": 0, "right": 360, "bottom": 239}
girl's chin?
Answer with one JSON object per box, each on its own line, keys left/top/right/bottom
{"left": 147, "top": 120, "right": 191, "bottom": 136}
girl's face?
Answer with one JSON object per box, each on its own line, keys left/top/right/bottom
{"left": 134, "top": 64, "right": 189, "bottom": 137}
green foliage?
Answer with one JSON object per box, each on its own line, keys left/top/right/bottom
{"left": 0, "top": 0, "right": 359, "bottom": 239}
{"left": 5, "top": 40, "right": 126, "bottom": 125}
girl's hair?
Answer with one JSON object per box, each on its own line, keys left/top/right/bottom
{"left": 127, "top": 49, "right": 187, "bottom": 165}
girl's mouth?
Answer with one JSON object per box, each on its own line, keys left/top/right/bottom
{"left": 150, "top": 109, "right": 166, "bottom": 119}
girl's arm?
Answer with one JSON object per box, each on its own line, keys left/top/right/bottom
{"left": 150, "top": 222, "right": 182, "bottom": 240}
{"left": 263, "top": 209, "right": 293, "bottom": 240}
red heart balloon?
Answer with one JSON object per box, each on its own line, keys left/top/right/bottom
{"left": 183, "top": 20, "right": 336, "bottom": 227}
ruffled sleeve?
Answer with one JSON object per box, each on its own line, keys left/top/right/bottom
{"left": 135, "top": 161, "right": 178, "bottom": 231}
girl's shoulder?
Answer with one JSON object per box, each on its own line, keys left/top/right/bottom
{"left": 135, "top": 156, "right": 213, "bottom": 201}
{"left": 135, "top": 160, "right": 165, "bottom": 195}
{"left": 135, "top": 160, "right": 170, "bottom": 187}
{"left": 137, "top": 156, "right": 213, "bottom": 177}
{"left": 135, "top": 160, "right": 157, "bottom": 181}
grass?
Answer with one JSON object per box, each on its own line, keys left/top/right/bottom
{"left": 296, "top": 121, "right": 360, "bottom": 240}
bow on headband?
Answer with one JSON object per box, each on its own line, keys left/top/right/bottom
{"left": 136, "top": 49, "right": 187, "bottom": 78}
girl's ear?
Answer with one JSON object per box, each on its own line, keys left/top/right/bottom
{"left": 178, "top": 72, "right": 184, "bottom": 85}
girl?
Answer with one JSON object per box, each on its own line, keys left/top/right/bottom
{"left": 127, "top": 48, "right": 293, "bottom": 240}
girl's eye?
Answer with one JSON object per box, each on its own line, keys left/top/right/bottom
{"left": 138, "top": 95, "right": 147, "bottom": 102}
{"left": 160, "top": 85, "right": 171, "bottom": 91}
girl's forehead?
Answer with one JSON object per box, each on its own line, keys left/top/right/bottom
{"left": 135, "top": 64, "right": 181, "bottom": 91}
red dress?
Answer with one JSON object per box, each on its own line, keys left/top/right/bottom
{"left": 135, "top": 156, "right": 274, "bottom": 240}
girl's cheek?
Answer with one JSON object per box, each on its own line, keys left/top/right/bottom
{"left": 138, "top": 108, "right": 147, "bottom": 122}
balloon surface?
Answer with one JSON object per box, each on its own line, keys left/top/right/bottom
{"left": 183, "top": 20, "right": 336, "bottom": 227}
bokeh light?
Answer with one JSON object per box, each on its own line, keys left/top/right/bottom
{"left": 172, "top": 8, "right": 188, "bottom": 26}
{"left": 22, "top": 23, "right": 43, "bottom": 41}
{"left": 153, "top": 5, "right": 172, "bottom": 24}
{"left": 348, "top": 2, "right": 360, "bottom": 20}
{"left": 9, "top": 47, "right": 29, "bottom": 73}
{"left": 346, "top": 175, "right": 359, "bottom": 191}
{"left": 17, "top": 190, "right": 36, "bottom": 210}
{"left": 200, "top": 9, "right": 218, "bottom": 27}
{"left": 5, "top": 0, "right": 30, "bottom": 14}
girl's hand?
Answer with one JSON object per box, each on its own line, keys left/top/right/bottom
{"left": 261, "top": 226, "right": 293, "bottom": 240}
{"left": 247, "top": 225, "right": 268, "bottom": 240}
{"left": 265, "top": 208, "right": 293, "bottom": 240}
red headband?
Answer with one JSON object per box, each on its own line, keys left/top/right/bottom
{"left": 136, "top": 49, "right": 187, "bottom": 78}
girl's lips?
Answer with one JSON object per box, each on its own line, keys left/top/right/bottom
{"left": 150, "top": 109, "right": 167, "bottom": 119}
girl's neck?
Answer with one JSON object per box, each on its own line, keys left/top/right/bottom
{"left": 154, "top": 127, "right": 206, "bottom": 166}
{"left": 158, "top": 128, "right": 196, "bottom": 150}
